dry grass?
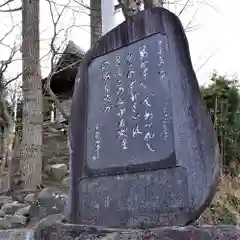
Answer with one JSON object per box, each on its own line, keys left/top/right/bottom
{"left": 198, "top": 174, "right": 240, "bottom": 225}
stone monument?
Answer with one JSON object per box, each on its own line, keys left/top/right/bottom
{"left": 67, "top": 7, "right": 221, "bottom": 228}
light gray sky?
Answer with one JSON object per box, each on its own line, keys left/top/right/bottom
{"left": 0, "top": 0, "right": 239, "bottom": 87}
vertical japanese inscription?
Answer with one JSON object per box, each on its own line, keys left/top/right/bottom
{"left": 91, "top": 124, "right": 101, "bottom": 161}
{"left": 157, "top": 40, "right": 168, "bottom": 141}
{"left": 102, "top": 60, "right": 113, "bottom": 113}
{"left": 139, "top": 44, "right": 156, "bottom": 152}
{"left": 91, "top": 60, "right": 111, "bottom": 161}
{"left": 125, "top": 52, "right": 138, "bottom": 151}
{"left": 116, "top": 55, "right": 128, "bottom": 150}
{"left": 87, "top": 33, "right": 174, "bottom": 169}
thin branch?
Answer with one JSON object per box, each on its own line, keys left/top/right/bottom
{"left": 196, "top": 51, "right": 217, "bottom": 73}
{"left": 3, "top": 72, "right": 22, "bottom": 88}
{"left": 72, "top": 0, "right": 90, "bottom": 10}
{"left": 44, "top": 0, "right": 75, "bottom": 121}
{"left": 0, "top": 24, "right": 18, "bottom": 45}
{"left": 46, "top": 0, "right": 89, "bottom": 14}
{"left": 184, "top": 8, "right": 199, "bottom": 32}
{"left": 0, "top": 0, "right": 14, "bottom": 8}
{"left": 0, "top": 0, "right": 22, "bottom": 12}
{"left": 0, "top": 7, "right": 22, "bottom": 12}
{"left": 178, "top": 0, "right": 191, "bottom": 16}
{"left": 199, "top": 0, "right": 222, "bottom": 16}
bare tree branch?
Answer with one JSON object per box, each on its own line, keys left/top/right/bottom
{"left": 72, "top": 0, "right": 90, "bottom": 10}
{"left": 0, "top": 0, "right": 14, "bottom": 8}
{"left": 3, "top": 72, "right": 22, "bottom": 88}
{"left": 177, "top": 0, "right": 191, "bottom": 16}
{"left": 0, "top": 7, "right": 22, "bottom": 12}
{"left": 184, "top": 8, "right": 199, "bottom": 32}
{"left": 46, "top": 0, "right": 89, "bottom": 14}
{"left": 43, "top": 0, "right": 78, "bottom": 122}
{"left": 0, "top": 0, "right": 22, "bottom": 12}
{"left": 0, "top": 24, "right": 18, "bottom": 45}
{"left": 196, "top": 51, "right": 217, "bottom": 73}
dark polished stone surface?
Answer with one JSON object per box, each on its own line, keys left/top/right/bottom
{"left": 68, "top": 7, "right": 221, "bottom": 228}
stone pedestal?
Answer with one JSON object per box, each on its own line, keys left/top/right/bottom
{"left": 33, "top": 215, "right": 240, "bottom": 240}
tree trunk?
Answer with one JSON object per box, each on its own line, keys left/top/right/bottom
{"left": 21, "top": 0, "right": 43, "bottom": 189}
{"left": 90, "top": 0, "right": 102, "bottom": 46}
{"left": 143, "top": 0, "right": 163, "bottom": 8}
{"left": 118, "top": 0, "right": 142, "bottom": 18}
{"left": 119, "top": 0, "right": 164, "bottom": 19}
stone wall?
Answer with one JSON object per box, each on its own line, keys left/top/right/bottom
{"left": 42, "top": 123, "right": 69, "bottom": 190}
{"left": 43, "top": 123, "right": 69, "bottom": 167}
{"left": 0, "top": 123, "right": 69, "bottom": 193}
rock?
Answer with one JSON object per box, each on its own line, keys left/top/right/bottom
{"left": 62, "top": 176, "right": 69, "bottom": 188}
{"left": 1, "top": 202, "right": 28, "bottom": 215}
{"left": 0, "top": 229, "right": 34, "bottom": 239}
{"left": 33, "top": 221, "right": 240, "bottom": 240}
{"left": 24, "top": 193, "right": 36, "bottom": 204}
{"left": 0, "top": 196, "right": 13, "bottom": 208}
{"left": 0, "top": 218, "right": 11, "bottom": 229}
{"left": 47, "top": 164, "right": 68, "bottom": 181}
{"left": 15, "top": 205, "right": 31, "bottom": 217}
{"left": 33, "top": 214, "right": 66, "bottom": 239}
{"left": 29, "top": 188, "right": 67, "bottom": 222}
{"left": 43, "top": 165, "right": 51, "bottom": 174}
{"left": 0, "top": 210, "right": 5, "bottom": 217}
{"left": 13, "top": 193, "right": 25, "bottom": 203}
{"left": 4, "top": 215, "right": 27, "bottom": 228}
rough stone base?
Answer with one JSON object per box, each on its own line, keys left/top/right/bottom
{"left": 0, "top": 229, "right": 33, "bottom": 240}
{"left": 33, "top": 215, "right": 240, "bottom": 240}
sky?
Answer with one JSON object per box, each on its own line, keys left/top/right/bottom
{"left": 0, "top": 0, "right": 239, "bottom": 88}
